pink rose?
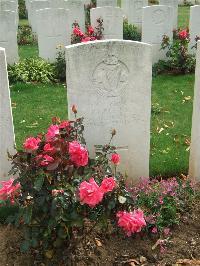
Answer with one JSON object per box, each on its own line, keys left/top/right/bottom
{"left": 100, "top": 177, "right": 116, "bottom": 193}
{"left": 179, "top": 29, "right": 188, "bottom": 40}
{"left": 111, "top": 153, "right": 120, "bottom": 165}
{"left": 43, "top": 143, "right": 56, "bottom": 153}
{"left": 81, "top": 36, "right": 92, "bottom": 43}
{"left": 59, "top": 120, "right": 71, "bottom": 130}
{"left": 36, "top": 154, "right": 54, "bottom": 166}
{"left": 151, "top": 227, "right": 158, "bottom": 234}
{"left": 116, "top": 209, "right": 146, "bottom": 236}
{"left": 0, "top": 178, "right": 20, "bottom": 202}
{"left": 45, "top": 125, "right": 59, "bottom": 141}
{"left": 79, "top": 178, "right": 104, "bottom": 208}
{"left": 69, "top": 141, "right": 88, "bottom": 167}
{"left": 88, "top": 26, "right": 94, "bottom": 35}
{"left": 73, "top": 27, "right": 84, "bottom": 37}
{"left": 23, "top": 137, "right": 41, "bottom": 152}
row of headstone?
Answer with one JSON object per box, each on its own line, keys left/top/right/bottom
{"left": 0, "top": 10, "right": 19, "bottom": 64}
{"left": 0, "top": 47, "right": 15, "bottom": 179}
{"left": 2, "top": 39, "right": 200, "bottom": 181}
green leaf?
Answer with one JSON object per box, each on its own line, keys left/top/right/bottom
{"left": 23, "top": 206, "right": 32, "bottom": 224}
{"left": 34, "top": 175, "right": 44, "bottom": 191}
{"left": 20, "top": 240, "right": 30, "bottom": 252}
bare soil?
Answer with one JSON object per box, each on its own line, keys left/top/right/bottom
{"left": 0, "top": 200, "right": 200, "bottom": 266}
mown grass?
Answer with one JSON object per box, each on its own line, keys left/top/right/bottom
{"left": 178, "top": 5, "right": 190, "bottom": 28}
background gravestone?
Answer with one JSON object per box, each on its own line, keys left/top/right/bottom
{"left": 142, "top": 5, "right": 173, "bottom": 63}
{"left": 189, "top": 5, "right": 200, "bottom": 54}
{"left": 0, "top": 47, "right": 15, "bottom": 180}
{"left": 122, "top": 0, "right": 148, "bottom": 29}
{"left": 96, "top": 0, "right": 118, "bottom": 7}
{"left": 189, "top": 41, "right": 200, "bottom": 180}
{"left": 0, "top": 0, "right": 19, "bottom": 25}
{"left": 0, "top": 10, "right": 18, "bottom": 64}
{"left": 37, "top": 8, "right": 70, "bottom": 62}
{"left": 65, "top": 40, "right": 152, "bottom": 180}
{"left": 90, "top": 7, "right": 123, "bottom": 40}
{"left": 159, "top": 0, "right": 178, "bottom": 29}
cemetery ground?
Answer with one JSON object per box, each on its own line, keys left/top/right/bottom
{"left": 1, "top": 5, "right": 200, "bottom": 266}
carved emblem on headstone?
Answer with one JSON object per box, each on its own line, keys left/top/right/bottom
{"left": 92, "top": 54, "right": 129, "bottom": 97}
{"left": 152, "top": 9, "right": 166, "bottom": 25}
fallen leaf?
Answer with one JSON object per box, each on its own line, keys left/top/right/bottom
{"left": 95, "top": 238, "right": 102, "bottom": 247}
{"left": 175, "top": 258, "right": 200, "bottom": 265}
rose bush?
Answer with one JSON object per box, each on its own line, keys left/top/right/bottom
{"left": 71, "top": 19, "right": 104, "bottom": 44}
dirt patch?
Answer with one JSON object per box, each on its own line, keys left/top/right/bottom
{"left": 0, "top": 200, "right": 200, "bottom": 266}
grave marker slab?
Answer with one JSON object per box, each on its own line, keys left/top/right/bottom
{"left": 189, "top": 41, "right": 200, "bottom": 180}
{"left": 189, "top": 5, "right": 200, "bottom": 53}
{"left": 37, "top": 8, "right": 70, "bottom": 62}
{"left": 159, "top": 0, "right": 178, "bottom": 29}
{"left": 0, "top": 47, "right": 15, "bottom": 180}
{"left": 65, "top": 40, "right": 152, "bottom": 180}
{"left": 90, "top": 7, "right": 123, "bottom": 39}
{"left": 0, "top": 10, "right": 18, "bottom": 64}
{"left": 142, "top": 5, "right": 173, "bottom": 63}
{"left": 96, "top": 0, "right": 117, "bottom": 7}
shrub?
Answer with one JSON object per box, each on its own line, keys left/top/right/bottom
{"left": 19, "top": 0, "right": 27, "bottom": 19}
{"left": 123, "top": 20, "right": 141, "bottom": 41}
{"left": 8, "top": 58, "right": 55, "bottom": 84}
{"left": 18, "top": 26, "right": 37, "bottom": 45}
{"left": 156, "top": 29, "right": 196, "bottom": 74}
{"left": 53, "top": 46, "right": 66, "bottom": 82}
{"left": 71, "top": 19, "right": 104, "bottom": 44}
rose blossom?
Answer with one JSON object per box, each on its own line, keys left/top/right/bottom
{"left": 151, "top": 227, "right": 158, "bottom": 234}
{"left": 116, "top": 209, "right": 146, "bottom": 236}
{"left": 79, "top": 178, "right": 104, "bottom": 207}
{"left": 69, "top": 141, "right": 88, "bottom": 167}
{"left": 0, "top": 178, "right": 20, "bottom": 202}
{"left": 81, "top": 37, "right": 92, "bottom": 43}
{"left": 111, "top": 153, "right": 120, "bottom": 165}
{"left": 88, "top": 26, "right": 94, "bottom": 35}
{"left": 73, "top": 27, "right": 84, "bottom": 37}
{"left": 179, "top": 29, "right": 188, "bottom": 40}
{"left": 52, "top": 189, "right": 64, "bottom": 197}
{"left": 100, "top": 177, "right": 116, "bottom": 193}
{"left": 45, "top": 125, "right": 59, "bottom": 141}
{"left": 43, "top": 143, "right": 56, "bottom": 153}
{"left": 59, "top": 120, "right": 71, "bottom": 130}
{"left": 23, "top": 137, "right": 41, "bottom": 152}
{"left": 39, "top": 154, "right": 54, "bottom": 166}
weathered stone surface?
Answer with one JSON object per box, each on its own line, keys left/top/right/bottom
{"left": 90, "top": 7, "right": 123, "bottom": 39}
{"left": 121, "top": 0, "right": 148, "bottom": 29}
{"left": 189, "top": 5, "right": 200, "bottom": 53}
{"left": 96, "top": 0, "right": 117, "bottom": 7}
{"left": 159, "top": 0, "right": 178, "bottom": 29}
{"left": 0, "top": 47, "right": 15, "bottom": 180}
{"left": 0, "top": 10, "right": 18, "bottom": 64}
{"left": 65, "top": 0, "right": 85, "bottom": 33}
{"left": 37, "top": 8, "right": 70, "bottom": 62}
{"left": 189, "top": 41, "right": 200, "bottom": 180}
{"left": 142, "top": 5, "right": 173, "bottom": 63}
{"left": 65, "top": 40, "right": 152, "bottom": 180}
{"left": 29, "top": 0, "right": 49, "bottom": 33}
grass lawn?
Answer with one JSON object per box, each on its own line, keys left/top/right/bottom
{"left": 10, "top": 7, "right": 194, "bottom": 177}
{"left": 178, "top": 5, "right": 190, "bottom": 28}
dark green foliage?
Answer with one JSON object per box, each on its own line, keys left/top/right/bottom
{"left": 54, "top": 48, "right": 66, "bottom": 82}
{"left": 123, "top": 21, "right": 141, "bottom": 41}
{"left": 18, "top": 26, "right": 37, "bottom": 45}
{"left": 8, "top": 58, "right": 55, "bottom": 84}
{"left": 19, "top": 0, "right": 27, "bottom": 19}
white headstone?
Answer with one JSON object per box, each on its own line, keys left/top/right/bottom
{"left": 90, "top": 7, "right": 123, "bottom": 39}
{"left": 96, "top": 0, "right": 117, "bottom": 7}
{"left": 65, "top": 0, "right": 85, "bottom": 32}
{"left": 0, "top": 47, "right": 15, "bottom": 180}
{"left": 65, "top": 40, "right": 152, "bottom": 180}
{"left": 29, "top": 0, "right": 49, "bottom": 33}
{"left": 37, "top": 8, "right": 70, "bottom": 62}
{"left": 189, "top": 5, "right": 200, "bottom": 54}
{"left": 142, "top": 5, "right": 173, "bottom": 63}
{"left": 159, "top": 0, "right": 178, "bottom": 29}
{"left": 122, "top": 0, "right": 148, "bottom": 29}
{"left": 0, "top": 10, "right": 18, "bottom": 64}
{"left": 0, "top": 0, "right": 19, "bottom": 25}
{"left": 48, "top": 0, "right": 67, "bottom": 8}
{"left": 189, "top": 41, "right": 200, "bottom": 180}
